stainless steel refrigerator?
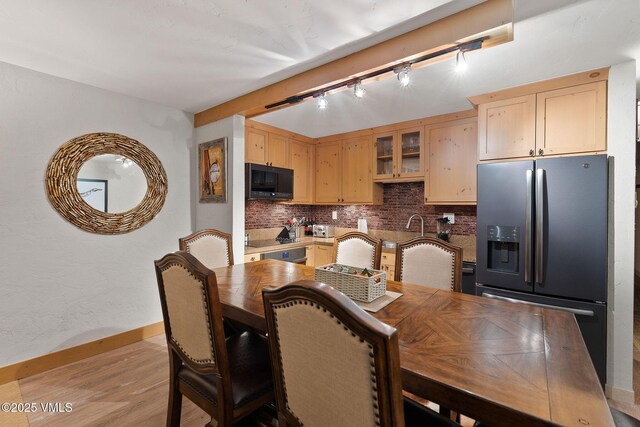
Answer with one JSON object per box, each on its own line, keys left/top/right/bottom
{"left": 475, "top": 154, "right": 608, "bottom": 385}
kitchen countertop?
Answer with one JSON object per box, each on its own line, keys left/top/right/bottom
{"left": 244, "top": 236, "right": 334, "bottom": 255}
{"left": 245, "top": 235, "right": 476, "bottom": 263}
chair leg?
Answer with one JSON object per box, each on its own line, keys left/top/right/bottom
{"left": 167, "top": 351, "right": 183, "bottom": 427}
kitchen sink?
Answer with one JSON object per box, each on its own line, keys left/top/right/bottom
{"left": 382, "top": 241, "right": 397, "bottom": 249}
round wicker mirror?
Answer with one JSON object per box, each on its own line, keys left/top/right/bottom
{"left": 46, "top": 132, "right": 168, "bottom": 234}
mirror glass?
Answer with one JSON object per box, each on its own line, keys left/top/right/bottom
{"left": 77, "top": 154, "right": 147, "bottom": 213}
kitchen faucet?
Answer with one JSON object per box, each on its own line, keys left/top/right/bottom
{"left": 406, "top": 214, "right": 424, "bottom": 237}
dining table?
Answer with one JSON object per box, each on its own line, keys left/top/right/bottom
{"left": 212, "top": 259, "right": 614, "bottom": 426}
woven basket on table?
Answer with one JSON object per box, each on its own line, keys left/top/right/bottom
{"left": 314, "top": 263, "right": 387, "bottom": 303}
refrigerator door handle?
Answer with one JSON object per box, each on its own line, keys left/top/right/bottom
{"left": 525, "top": 170, "right": 533, "bottom": 284}
{"left": 535, "top": 168, "right": 545, "bottom": 285}
{"left": 482, "top": 292, "right": 595, "bottom": 317}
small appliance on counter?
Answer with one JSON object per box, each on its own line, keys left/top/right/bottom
{"left": 312, "top": 224, "right": 335, "bottom": 238}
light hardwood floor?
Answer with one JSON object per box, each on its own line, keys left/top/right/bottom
{"left": 12, "top": 336, "right": 210, "bottom": 426}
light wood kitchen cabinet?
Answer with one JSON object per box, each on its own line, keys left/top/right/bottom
{"left": 245, "top": 127, "right": 289, "bottom": 167}
{"left": 289, "top": 139, "right": 314, "bottom": 203}
{"left": 380, "top": 252, "right": 396, "bottom": 279}
{"left": 476, "top": 77, "right": 608, "bottom": 161}
{"left": 267, "top": 133, "right": 289, "bottom": 168}
{"left": 305, "top": 245, "right": 315, "bottom": 266}
{"left": 425, "top": 117, "right": 478, "bottom": 205}
{"left": 477, "top": 95, "right": 536, "bottom": 161}
{"left": 245, "top": 128, "right": 268, "bottom": 164}
{"left": 314, "top": 244, "right": 333, "bottom": 266}
{"left": 315, "top": 141, "right": 342, "bottom": 203}
{"left": 373, "top": 127, "right": 424, "bottom": 182}
{"left": 536, "top": 81, "right": 606, "bottom": 156}
{"left": 342, "top": 136, "right": 375, "bottom": 203}
{"left": 244, "top": 253, "right": 261, "bottom": 263}
{"left": 316, "top": 138, "right": 382, "bottom": 204}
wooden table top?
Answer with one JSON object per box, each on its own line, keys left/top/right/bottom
{"left": 212, "top": 260, "right": 614, "bottom": 427}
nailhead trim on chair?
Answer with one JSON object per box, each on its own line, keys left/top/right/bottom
{"left": 336, "top": 236, "right": 376, "bottom": 268}
{"left": 161, "top": 263, "right": 216, "bottom": 365}
{"left": 184, "top": 233, "right": 230, "bottom": 266}
{"left": 400, "top": 242, "right": 456, "bottom": 291}
{"left": 272, "top": 299, "right": 380, "bottom": 425}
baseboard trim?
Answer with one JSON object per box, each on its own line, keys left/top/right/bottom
{"left": 0, "top": 322, "right": 164, "bottom": 386}
{"left": 605, "top": 384, "right": 636, "bottom": 404}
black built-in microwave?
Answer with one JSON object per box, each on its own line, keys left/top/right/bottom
{"left": 245, "top": 163, "right": 294, "bottom": 200}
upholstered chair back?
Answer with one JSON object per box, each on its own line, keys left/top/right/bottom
{"left": 394, "top": 237, "right": 462, "bottom": 292}
{"left": 179, "top": 229, "right": 234, "bottom": 270}
{"left": 263, "top": 280, "right": 405, "bottom": 427}
{"left": 334, "top": 232, "right": 382, "bottom": 270}
{"left": 154, "top": 251, "right": 228, "bottom": 374}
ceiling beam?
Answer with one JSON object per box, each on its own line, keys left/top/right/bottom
{"left": 194, "top": 0, "right": 513, "bottom": 128}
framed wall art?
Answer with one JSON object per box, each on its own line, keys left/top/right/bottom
{"left": 77, "top": 178, "right": 108, "bottom": 212}
{"left": 199, "top": 137, "right": 227, "bottom": 203}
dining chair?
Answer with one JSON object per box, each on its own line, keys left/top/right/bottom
{"left": 334, "top": 231, "right": 382, "bottom": 270}
{"left": 262, "top": 280, "right": 459, "bottom": 427}
{"left": 179, "top": 229, "right": 233, "bottom": 269}
{"left": 394, "top": 237, "right": 462, "bottom": 292}
{"left": 154, "top": 251, "right": 273, "bottom": 427}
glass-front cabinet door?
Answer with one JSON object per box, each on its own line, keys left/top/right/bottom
{"left": 397, "top": 127, "right": 424, "bottom": 179}
{"left": 374, "top": 132, "right": 395, "bottom": 180}
{"left": 373, "top": 127, "right": 424, "bottom": 182}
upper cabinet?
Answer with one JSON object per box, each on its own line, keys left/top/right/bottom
{"left": 267, "top": 133, "right": 289, "bottom": 168}
{"left": 425, "top": 117, "right": 478, "bottom": 205}
{"left": 342, "top": 136, "right": 376, "bottom": 203}
{"left": 478, "top": 95, "right": 536, "bottom": 160}
{"left": 245, "top": 127, "right": 289, "bottom": 167}
{"left": 289, "top": 139, "right": 314, "bottom": 204}
{"left": 315, "top": 141, "right": 342, "bottom": 203}
{"left": 245, "top": 128, "right": 268, "bottom": 164}
{"left": 373, "top": 127, "right": 424, "bottom": 182}
{"left": 474, "top": 69, "right": 608, "bottom": 161}
{"left": 316, "top": 137, "right": 382, "bottom": 205}
{"left": 536, "top": 81, "right": 606, "bottom": 156}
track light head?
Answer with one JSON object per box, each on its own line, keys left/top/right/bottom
{"left": 394, "top": 66, "right": 411, "bottom": 87}
{"left": 315, "top": 92, "right": 328, "bottom": 109}
{"left": 455, "top": 50, "right": 468, "bottom": 73}
{"left": 353, "top": 82, "right": 366, "bottom": 98}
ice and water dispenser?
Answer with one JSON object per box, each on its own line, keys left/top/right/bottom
{"left": 486, "top": 225, "right": 519, "bottom": 273}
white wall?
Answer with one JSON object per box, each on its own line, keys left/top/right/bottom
{"left": 193, "top": 115, "right": 245, "bottom": 263}
{"left": 606, "top": 60, "right": 637, "bottom": 399}
{"left": 0, "top": 61, "right": 193, "bottom": 366}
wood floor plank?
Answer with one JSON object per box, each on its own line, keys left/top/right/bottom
{"left": 19, "top": 335, "right": 210, "bottom": 426}
{"left": 0, "top": 381, "right": 29, "bottom": 427}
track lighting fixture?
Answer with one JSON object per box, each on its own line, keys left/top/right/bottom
{"left": 117, "top": 157, "right": 133, "bottom": 168}
{"left": 455, "top": 50, "right": 468, "bottom": 73}
{"left": 353, "top": 81, "right": 366, "bottom": 98}
{"left": 263, "top": 37, "right": 485, "bottom": 111}
{"left": 395, "top": 66, "right": 411, "bottom": 87}
{"left": 315, "top": 92, "right": 328, "bottom": 110}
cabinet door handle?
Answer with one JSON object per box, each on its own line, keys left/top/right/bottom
{"left": 538, "top": 148, "right": 544, "bottom": 155}
{"left": 529, "top": 149, "right": 535, "bottom": 156}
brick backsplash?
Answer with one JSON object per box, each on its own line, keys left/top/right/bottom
{"left": 246, "top": 182, "right": 476, "bottom": 235}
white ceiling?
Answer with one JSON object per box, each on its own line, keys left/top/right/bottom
{"left": 256, "top": 0, "right": 640, "bottom": 138}
{"left": 1, "top": 0, "right": 638, "bottom": 137}
{"left": 0, "top": 0, "right": 486, "bottom": 113}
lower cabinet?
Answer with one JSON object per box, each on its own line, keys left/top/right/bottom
{"left": 314, "top": 244, "right": 334, "bottom": 266}
{"left": 305, "top": 245, "right": 315, "bottom": 267}
{"left": 380, "top": 252, "right": 396, "bottom": 280}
